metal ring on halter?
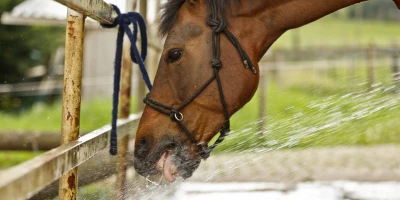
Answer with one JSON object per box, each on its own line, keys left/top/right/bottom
{"left": 174, "top": 112, "right": 184, "bottom": 121}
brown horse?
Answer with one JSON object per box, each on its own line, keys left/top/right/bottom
{"left": 134, "top": 0, "right": 400, "bottom": 182}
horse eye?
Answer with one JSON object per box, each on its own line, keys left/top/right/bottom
{"left": 168, "top": 50, "right": 183, "bottom": 63}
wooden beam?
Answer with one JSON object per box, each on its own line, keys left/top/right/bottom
{"left": 0, "top": 132, "right": 60, "bottom": 151}
{"left": 54, "top": 0, "right": 115, "bottom": 24}
{"left": 0, "top": 114, "right": 140, "bottom": 200}
{"left": 30, "top": 150, "right": 136, "bottom": 200}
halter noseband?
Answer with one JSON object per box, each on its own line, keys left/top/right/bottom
{"left": 144, "top": 2, "right": 256, "bottom": 160}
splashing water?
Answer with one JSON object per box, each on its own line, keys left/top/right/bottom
{"left": 216, "top": 83, "right": 400, "bottom": 153}
{"left": 79, "top": 73, "right": 400, "bottom": 199}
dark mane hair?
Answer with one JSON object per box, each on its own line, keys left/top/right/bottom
{"left": 159, "top": 0, "right": 240, "bottom": 37}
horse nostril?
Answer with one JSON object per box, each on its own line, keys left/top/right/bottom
{"left": 165, "top": 141, "right": 177, "bottom": 150}
{"left": 139, "top": 137, "right": 147, "bottom": 145}
{"left": 135, "top": 137, "right": 150, "bottom": 158}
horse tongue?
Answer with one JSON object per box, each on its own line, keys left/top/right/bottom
{"left": 156, "top": 152, "right": 167, "bottom": 171}
{"left": 162, "top": 151, "right": 178, "bottom": 182}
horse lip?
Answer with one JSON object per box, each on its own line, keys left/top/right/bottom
{"left": 133, "top": 141, "right": 202, "bottom": 180}
{"left": 133, "top": 157, "right": 158, "bottom": 177}
{"left": 133, "top": 150, "right": 165, "bottom": 177}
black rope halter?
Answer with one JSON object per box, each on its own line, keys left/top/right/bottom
{"left": 144, "top": 1, "right": 256, "bottom": 160}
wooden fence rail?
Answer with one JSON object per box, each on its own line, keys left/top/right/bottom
{"left": 0, "top": 114, "right": 140, "bottom": 200}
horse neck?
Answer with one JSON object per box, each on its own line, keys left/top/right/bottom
{"left": 228, "top": 0, "right": 369, "bottom": 60}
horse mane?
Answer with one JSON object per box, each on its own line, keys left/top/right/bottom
{"left": 159, "top": 0, "right": 241, "bottom": 37}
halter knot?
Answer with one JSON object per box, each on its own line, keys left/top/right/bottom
{"left": 206, "top": 18, "right": 226, "bottom": 33}
{"left": 212, "top": 59, "right": 222, "bottom": 69}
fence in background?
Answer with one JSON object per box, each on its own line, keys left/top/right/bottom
{"left": 257, "top": 44, "right": 400, "bottom": 131}
{"left": 0, "top": 0, "right": 151, "bottom": 199}
{"left": 260, "top": 44, "right": 400, "bottom": 88}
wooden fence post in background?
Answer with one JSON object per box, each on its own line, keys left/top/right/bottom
{"left": 116, "top": 43, "right": 132, "bottom": 200}
{"left": 392, "top": 43, "right": 400, "bottom": 91}
{"left": 136, "top": 0, "right": 148, "bottom": 112}
{"left": 348, "top": 57, "right": 356, "bottom": 84}
{"left": 291, "top": 29, "right": 301, "bottom": 51}
{"left": 367, "top": 43, "right": 375, "bottom": 90}
{"left": 271, "top": 50, "right": 284, "bottom": 87}
{"left": 151, "top": 0, "right": 162, "bottom": 81}
{"left": 258, "top": 73, "right": 267, "bottom": 135}
{"left": 116, "top": 0, "right": 137, "bottom": 198}
{"left": 59, "top": 8, "right": 85, "bottom": 200}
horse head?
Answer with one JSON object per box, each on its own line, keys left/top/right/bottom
{"left": 133, "top": 0, "right": 262, "bottom": 182}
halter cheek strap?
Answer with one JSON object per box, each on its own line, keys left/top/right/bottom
{"left": 144, "top": 1, "right": 256, "bottom": 160}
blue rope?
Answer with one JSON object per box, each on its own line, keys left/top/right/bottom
{"left": 100, "top": 5, "right": 152, "bottom": 155}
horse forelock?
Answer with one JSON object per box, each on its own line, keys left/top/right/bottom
{"left": 159, "top": 0, "right": 186, "bottom": 37}
{"left": 159, "top": 0, "right": 241, "bottom": 37}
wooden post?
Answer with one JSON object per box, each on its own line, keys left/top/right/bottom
{"left": 115, "top": 43, "right": 132, "bottom": 200}
{"left": 276, "top": 51, "right": 284, "bottom": 86}
{"left": 116, "top": 0, "right": 138, "bottom": 198}
{"left": 136, "top": 0, "right": 148, "bottom": 112}
{"left": 59, "top": 8, "right": 85, "bottom": 200}
{"left": 258, "top": 73, "right": 267, "bottom": 134}
{"left": 367, "top": 43, "right": 375, "bottom": 89}
{"left": 271, "top": 50, "right": 283, "bottom": 87}
{"left": 150, "top": 0, "right": 162, "bottom": 82}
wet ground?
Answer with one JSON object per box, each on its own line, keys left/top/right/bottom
{"left": 127, "top": 145, "right": 400, "bottom": 200}
{"left": 166, "top": 181, "right": 400, "bottom": 200}
{"left": 190, "top": 145, "right": 400, "bottom": 182}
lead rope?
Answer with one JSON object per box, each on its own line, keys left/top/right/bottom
{"left": 143, "top": 1, "right": 255, "bottom": 159}
{"left": 100, "top": 5, "right": 152, "bottom": 155}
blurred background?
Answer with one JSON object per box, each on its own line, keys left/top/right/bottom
{"left": 0, "top": 0, "right": 400, "bottom": 199}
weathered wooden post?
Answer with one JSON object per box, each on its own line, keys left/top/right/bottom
{"left": 59, "top": 8, "right": 85, "bottom": 200}
{"left": 367, "top": 43, "right": 375, "bottom": 90}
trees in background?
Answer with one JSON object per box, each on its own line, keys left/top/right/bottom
{"left": 0, "top": 0, "right": 65, "bottom": 111}
{"left": 0, "top": 0, "right": 65, "bottom": 84}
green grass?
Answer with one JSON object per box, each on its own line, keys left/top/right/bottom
{"left": 0, "top": 151, "right": 42, "bottom": 168}
{"left": 0, "top": 98, "right": 138, "bottom": 133}
{"left": 0, "top": 99, "right": 139, "bottom": 169}
{"left": 216, "top": 63, "right": 400, "bottom": 152}
{"left": 77, "top": 184, "right": 114, "bottom": 200}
